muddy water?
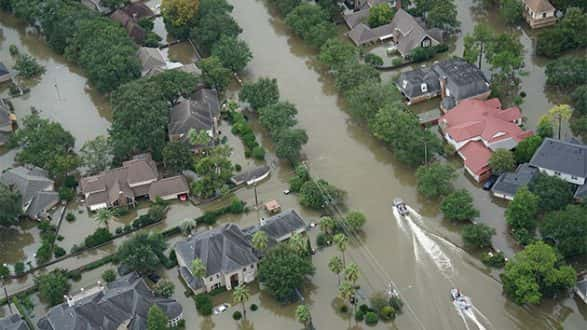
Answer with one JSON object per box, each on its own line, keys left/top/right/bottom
{"left": 226, "top": 0, "right": 586, "bottom": 329}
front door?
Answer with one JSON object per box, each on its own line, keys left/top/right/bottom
{"left": 230, "top": 273, "right": 239, "bottom": 288}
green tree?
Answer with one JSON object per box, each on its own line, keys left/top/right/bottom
{"left": 101, "top": 0, "right": 129, "bottom": 9}
{"left": 346, "top": 81, "right": 401, "bottom": 121}
{"left": 162, "top": 141, "right": 193, "bottom": 174}
{"left": 425, "top": 0, "right": 459, "bottom": 29}
{"left": 233, "top": 284, "right": 250, "bottom": 321}
{"left": 440, "top": 190, "right": 479, "bottom": 222}
{"left": 506, "top": 187, "right": 539, "bottom": 235}
{"left": 191, "top": 258, "right": 206, "bottom": 278}
{"left": 343, "top": 263, "right": 360, "bottom": 284}
{"left": 116, "top": 232, "right": 167, "bottom": 274}
{"left": 514, "top": 136, "right": 543, "bottom": 164}
{"left": 275, "top": 128, "right": 308, "bottom": 164}
{"left": 364, "top": 53, "right": 384, "bottom": 67}
{"left": 489, "top": 149, "right": 516, "bottom": 175}
{"left": 154, "top": 280, "right": 175, "bottom": 298}
{"left": 415, "top": 163, "right": 457, "bottom": 200}
{"left": 13, "top": 53, "right": 45, "bottom": 78}
{"left": 288, "top": 232, "right": 307, "bottom": 256}
{"left": 189, "top": 0, "right": 241, "bottom": 53}
{"left": 528, "top": 174, "right": 575, "bottom": 212}
{"left": 258, "top": 244, "right": 315, "bottom": 302}
{"left": 337, "top": 280, "right": 355, "bottom": 309}
{"left": 198, "top": 56, "right": 232, "bottom": 91}
{"left": 211, "top": 36, "right": 252, "bottom": 73}
{"left": 463, "top": 23, "right": 493, "bottom": 69}
{"left": 545, "top": 56, "right": 587, "bottom": 89}
{"left": 571, "top": 85, "right": 587, "bottom": 115}
{"left": 500, "top": 0, "right": 524, "bottom": 25}
{"left": 251, "top": 230, "right": 269, "bottom": 252}
{"left": 501, "top": 241, "right": 576, "bottom": 305}
{"left": 162, "top": 0, "right": 200, "bottom": 39}
{"left": 333, "top": 233, "right": 348, "bottom": 266}
{"left": 0, "top": 183, "right": 22, "bottom": 226}
{"left": 319, "top": 216, "right": 336, "bottom": 235}
{"left": 334, "top": 62, "right": 380, "bottom": 96}
{"left": 268, "top": 0, "right": 302, "bottom": 16}
{"left": 368, "top": 3, "right": 395, "bottom": 28}
{"left": 545, "top": 104, "right": 573, "bottom": 140}
{"left": 537, "top": 115, "right": 554, "bottom": 138}
{"left": 289, "top": 165, "right": 311, "bottom": 192}
{"left": 299, "top": 179, "right": 344, "bottom": 210}
{"left": 328, "top": 256, "right": 344, "bottom": 284}
{"left": 285, "top": 3, "right": 336, "bottom": 48}
{"left": 192, "top": 145, "right": 233, "bottom": 198}
{"left": 258, "top": 101, "right": 298, "bottom": 137}
{"left": 540, "top": 205, "right": 587, "bottom": 258}
{"left": 462, "top": 223, "right": 495, "bottom": 249}
{"left": 80, "top": 136, "right": 112, "bottom": 175}
{"left": 101, "top": 269, "right": 117, "bottom": 283}
{"left": 36, "top": 270, "right": 71, "bottom": 307}
{"left": 344, "top": 211, "right": 366, "bottom": 232}
{"left": 571, "top": 114, "right": 587, "bottom": 140}
{"left": 295, "top": 304, "right": 313, "bottom": 330}
{"left": 239, "top": 78, "right": 280, "bottom": 110}
{"left": 536, "top": 8, "right": 587, "bottom": 57}
{"left": 318, "top": 38, "right": 359, "bottom": 70}
{"left": 147, "top": 305, "right": 169, "bottom": 330}
{"left": 94, "top": 209, "right": 113, "bottom": 229}
{"left": 188, "top": 129, "right": 212, "bottom": 147}
{"left": 149, "top": 70, "right": 199, "bottom": 106}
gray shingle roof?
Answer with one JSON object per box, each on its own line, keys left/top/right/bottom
{"left": 492, "top": 163, "right": 538, "bottom": 197}
{"left": 258, "top": 209, "right": 306, "bottom": 242}
{"left": 175, "top": 224, "right": 258, "bottom": 277}
{"left": 0, "top": 62, "right": 10, "bottom": 76}
{"left": 231, "top": 165, "right": 271, "bottom": 186}
{"left": 397, "top": 67, "right": 440, "bottom": 99}
{"left": 389, "top": 9, "right": 440, "bottom": 56}
{"left": 169, "top": 89, "right": 220, "bottom": 138}
{"left": 37, "top": 273, "right": 182, "bottom": 330}
{"left": 0, "top": 166, "right": 58, "bottom": 218}
{"left": 529, "top": 138, "right": 587, "bottom": 178}
{"left": 148, "top": 175, "right": 189, "bottom": 199}
{"left": 0, "top": 314, "right": 29, "bottom": 330}
{"left": 137, "top": 47, "right": 166, "bottom": 75}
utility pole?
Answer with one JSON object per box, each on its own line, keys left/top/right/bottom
{"left": 254, "top": 183, "right": 258, "bottom": 208}
{"left": 1, "top": 274, "right": 13, "bottom": 314}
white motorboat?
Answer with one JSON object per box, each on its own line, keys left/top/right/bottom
{"left": 450, "top": 288, "right": 472, "bottom": 310}
{"left": 393, "top": 198, "right": 409, "bottom": 216}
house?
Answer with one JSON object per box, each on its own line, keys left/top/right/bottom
{"left": 109, "top": 3, "right": 154, "bottom": 44}
{"left": 175, "top": 224, "right": 259, "bottom": 294}
{"left": 397, "top": 57, "right": 491, "bottom": 109}
{"left": 37, "top": 272, "right": 183, "bottom": 330}
{"left": 137, "top": 47, "right": 197, "bottom": 77}
{"left": 169, "top": 89, "right": 220, "bottom": 142}
{"left": 0, "top": 166, "right": 60, "bottom": 220}
{"left": 255, "top": 209, "right": 307, "bottom": 243}
{"left": 439, "top": 98, "right": 533, "bottom": 182}
{"left": 0, "top": 314, "right": 29, "bottom": 330}
{"left": 387, "top": 9, "right": 442, "bottom": 57}
{"left": 529, "top": 138, "right": 587, "bottom": 197}
{"left": 80, "top": 153, "right": 189, "bottom": 211}
{"left": 264, "top": 200, "right": 281, "bottom": 214}
{"left": 0, "top": 98, "right": 17, "bottom": 146}
{"left": 522, "top": 0, "right": 556, "bottom": 29}
{"left": 491, "top": 163, "right": 538, "bottom": 200}
{"left": 0, "top": 62, "right": 12, "bottom": 83}
{"left": 230, "top": 165, "right": 271, "bottom": 186}
{"left": 575, "top": 277, "right": 587, "bottom": 304}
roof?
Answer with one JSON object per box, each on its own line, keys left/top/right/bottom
{"left": 110, "top": 9, "right": 146, "bottom": 43}
{"left": 529, "top": 138, "right": 587, "bottom": 178}
{"left": 175, "top": 224, "right": 258, "bottom": 277}
{"left": 0, "top": 99, "right": 15, "bottom": 129}
{"left": 169, "top": 89, "right": 220, "bottom": 137}
{"left": 259, "top": 209, "right": 306, "bottom": 242}
{"left": 121, "top": 3, "right": 154, "bottom": 20}
{"left": 231, "top": 165, "right": 271, "bottom": 185}
{"left": 492, "top": 163, "right": 538, "bottom": 197}
{"left": 576, "top": 278, "right": 587, "bottom": 302}
{"left": 432, "top": 58, "right": 490, "bottom": 103}
{"left": 574, "top": 183, "right": 587, "bottom": 199}
{"left": 37, "top": 273, "right": 182, "bottom": 330}
{"left": 441, "top": 98, "right": 531, "bottom": 147}
{"left": 0, "top": 166, "right": 58, "bottom": 218}
{"left": 348, "top": 23, "right": 379, "bottom": 45}
{"left": 343, "top": 9, "right": 370, "bottom": 29}
{"left": 148, "top": 175, "right": 189, "bottom": 198}
{"left": 523, "top": 0, "right": 555, "bottom": 13}
{"left": 0, "top": 62, "right": 9, "bottom": 76}
{"left": 178, "top": 266, "right": 204, "bottom": 291}
{"left": 389, "top": 9, "right": 440, "bottom": 56}
{"left": 264, "top": 200, "right": 280, "bottom": 212}
{"left": 397, "top": 67, "right": 441, "bottom": 99}
{"left": 0, "top": 314, "right": 29, "bottom": 330}
{"left": 459, "top": 141, "right": 492, "bottom": 175}
{"left": 137, "top": 47, "right": 166, "bottom": 74}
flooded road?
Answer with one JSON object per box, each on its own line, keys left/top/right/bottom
{"left": 227, "top": 0, "right": 586, "bottom": 329}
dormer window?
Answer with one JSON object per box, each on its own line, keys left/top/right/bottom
{"left": 402, "top": 80, "right": 408, "bottom": 89}
{"left": 420, "top": 83, "right": 428, "bottom": 93}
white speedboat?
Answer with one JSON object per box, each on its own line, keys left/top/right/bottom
{"left": 450, "top": 288, "right": 472, "bottom": 310}
{"left": 393, "top": 198, "right": 409, "bottom": 216}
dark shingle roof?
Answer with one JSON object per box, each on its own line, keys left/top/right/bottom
{"left": 169, "top": 89, "right": 220, "bottom": 138}
{"left": 529, "top": 138, "right": 587, "bottom": 178}
{"left": 37, "top": 273, "right": 182, "bottom": 330}
{"left": 259, "top": 209, "right": 306, "bottom": 242}
{"left": 0, "top": 314, "right": 29, "bottom": 330}
{"left": 397, "top": 67, "right": 440, "bottom": 99}
{"left": 0, "top": 166, "right": 58, "bottom": 218}
{"left": 0, "top": 63, "right": 9, "bottom": 76}
{"left": 175, "top": 224, "right": 258, "bottom": 277}
{"left": 432, "top": 58, "right": 490, "bottom": 102}
{"left": 574, "top": 183, "right": 587, "bottom": 199}
{"left": 492, "top": 163, "right": 538, "bottom": 197}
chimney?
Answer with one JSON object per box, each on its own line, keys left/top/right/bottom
{"left": 440, "top": 76, "right": 447, "bottom": 100}
{"left": 259, "top": 217, "right": 266, "bottom": 226}
{"left": 396, "top": 0, "right": 402, "bottom": 10}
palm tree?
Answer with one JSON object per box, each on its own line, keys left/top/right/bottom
{"left": 343, "top": 263, "right": 360, "bottom": 284}
{"left": 546, "top": 104, "right": 573, "bottom": 139}
{"left": 95, "top": 208, "right": 113, "bottom": 229}
{"left": 289, "top": 232, "right": 306, "bottom": 255}
{"left": 232, "top": 284, "right": 250, "bottom": 321}
{"left": 295, "top": 304, "right": 313, "bottom": 330}
{"left": 319, "top": 216, "right": 336, "bottom": 235}
{"left": 188, "top": 128, "right": 211, "bottom": 146}
{"left": 328, "top": 256, "right": 344, "bottom": 285}
{"left": 251, "top": 231, "right": 269, "bottom": 252}
{"left": 191, "top": 258, "right": 206, "bottom": 279}
{"left": 333, "top": 233, "right": 348, "bottom": 266}
{"left": 338, "top": 281, "right": 354, "bottom": 309}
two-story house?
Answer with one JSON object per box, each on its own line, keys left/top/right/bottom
{"left": 169, "top": 88, "right": 220, "bottom": 145}
{"left": 522, "top": 0, "right": 557, "bottom": 29}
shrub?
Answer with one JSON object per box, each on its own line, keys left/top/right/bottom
{"left": 316, "top": 232, "right": 330, "bottom": 248}
{"left": 57, "top": 235, "right": 64, "bottom": 241}
{"left": 64, "top": 175, "right": 77, "bottom": 188}
{"left": 339, "top": 305, "right": 348, "bottom": 313}
{"left": 365, "top": 311, "right": 379, "bottom": 325}
{"left": 233, "top": 310, "right": 242, "bottom": 320}
{"left": 194, "top": 294, "right": 213, "bottom": 316}
{"left": 359, "top": 304, "right": 370, "bottom": 313}
{"left": 14, "top": 262, "right": 25, "bottom": 275}
{"left": 355, "top": 310, "right": 365, "bottom": 321}
{"left": 389, "top": 296, "right": 404, "bottom": 313}
{"left": 112, "top": 207, "right": 130, "bottom": 217}
{"left": 380, "top": 305, "right": 396, "bottom": 321}
{"left": 59, "top": 187, "right": 75, "bottom": 202}
{"left": 102, "top": 269, "right": 117, "bottom": 283}
{"left": 234, "top": 164, "right": 242, "bottom": 172}
{"left": 68, "top": 270, "right": 82, "bottom": 281}
{"left": 462, "top": 223, "right": 495, "bottom": 249}
{"left": 53, "top": 246, "right": 66, "bottom": 258}
{"left": 84, "top": 228, "right": 113, "bottom": 248}
{"left": 252, "top": 146, "right": 266, "bottom": 160}
{"left": 65, "top": 212, "right": 76, "bottom": 222}
{"left": 391, "top": 57, "right": 403, "bottom": 66}
{"left": 153, "top": 280, "right": 175, "bottom": 298}
{"left": 36, "top": 242, "right": 53, "bottom": 264}
{"left": 115, "top": 227, "right": 123, "bottom": 235}
{"left": 9, "top": 45, "right": 18, "bottom": 56}
{"left": 250, "top": 303, "right": 258, "bottom": 311}
{"left": 364, "top": 53, "right": 383, "bottom": 67}
{"left": 14, "top": 54, "right": 46, "bottom": 78}
{"left": 481, "top": 251, "right": 506, "bottom": 268}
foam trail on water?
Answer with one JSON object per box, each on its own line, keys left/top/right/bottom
{"left": 463, "top": 307, "right": 487, "bottom": 330}
{"left": 453, "top": 301, "right": 471, "bottom": 330}
{"left": 472, "top": 305, "right": 493, "bottom": 328}
{"left": 405, "top": 215, "right": 455, "bottom": 279}
{"left": 405, "top": 206, "right": 422, "bottom": 220}
{"left": 392, "top": 207, "right": 409, "bottom": 235}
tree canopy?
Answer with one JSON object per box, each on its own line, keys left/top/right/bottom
{"left": 80, "top": 135, "right": 112, "bottom": 175}
{"left": 346, "top": 82, "right": 402, "bottom": 121}
{"left": 162, "top": 141, "right": 194, "bottom": 174}
{"left": 198, "top": 56, "right": 232, "bottom": 91}
{"left": 162, "top": 0, "right": 200, "bottom": 39}
{"left": 415, "top": 163, "right": 456, "bottom": 200}
{"left": 267, "top": 0, "right": 302, "bottom": 16}
{"left": 239, "top": 78, "right": 280, "bottom": 110}
{"left": 489, "top": 149, "right": 516, "bottom": 175}
{"left": 367, "top": 3, "right": 395, "bottom": 28}
{"left": 190, "top": 0, "right": 242, "bottom": 53}
{"left": 501, "top": 241, "right": 576, "bottom": 305}
{"left": 258, "top": 244, "right": 315, "bottom": 302}
{"left": 318, "top": 38, "right": 359, "bottom": 71}
{"left": 192, "top": 145, "right": 233, "bottom": 198}
{"left": 505, "top": 186, "right": 539, "bottom": 235}
{"left": 275, "top": 128, "right": 309, "bottom": 165}
{"left": 116, "top": 232, "right": 167, "bottom": 274}
{"left": 440, "top": 190, "right": 479, "bottom": 222}
{"left": 285, "top": 3, "right": 336, "bottom": 48}
{"left": 258, "top": 101, "right": 298, "bottom": 137}
{"left": 0, "top": 183, "right": 22, "bottom": 227}
{"left": 540, "top": 205, "right": 587, "bottom": 259}
{"left": 147, "top": 305, "right": 169, "bottom": 330}
{"left": 299, "top": 179, "right": 344, "bottom": 210}
{"left": 462, "top": 223, "right": 495, "bottom": 249}
{"left": 536, "top": 7, "right": 587, "bottom": 58}
{"left": 528, "top": 174, "right": 575, "bottom": 213}
{"left": 514, "top": 136, "right": 543, "bottom": 164}
{"left": 211, "top": 36, "right": 252, "bottom": 73}
{"left": 36, "top": 270, "right": 71, "bottom": 307}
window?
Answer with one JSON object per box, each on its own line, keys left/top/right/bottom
{"left": 554, "top": 171, "right": 561, "bottom": 176}
{"left": 422, "top": 38, "right": 431, "bottom": 48}
{"left": 445, "top": 88, "right": 451, "bottom": 97}
{"left": 402, "top": 80, "right": 408, "bottom": 89}
{"left": 542, "top": 12, "right": 546, "bottom": 18}
{"left": 420, "top": 83, "right": 428, "bottom": 93}
{"left": 571, "top": 176, "right": 578, "bottom": 180}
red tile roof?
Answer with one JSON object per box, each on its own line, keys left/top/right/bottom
{"left": 459, "top": 141, "right": 492, "bottom": 176}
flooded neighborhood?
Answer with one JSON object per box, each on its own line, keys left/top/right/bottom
{"left": 0, "top": 0, "right": 586, "bottom": 330}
